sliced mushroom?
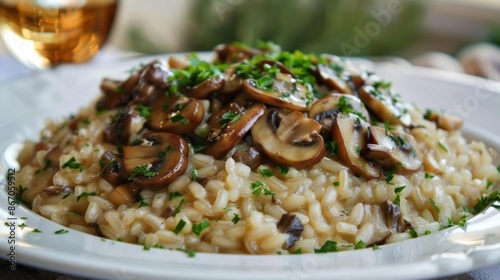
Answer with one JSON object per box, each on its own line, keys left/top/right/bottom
{"left": 43, "top": 185, "right": 72, "bottom": 196}
{"left": 205, "top": 103, "right": 266, "bottom": 158}
{"left": 220, "top": 65, "right": 244, "bottom": 97}
{"left": 100, "top": 152, "right": 126, "bottom": 186}
{"left": 123, "top": 132, "right": 189, "bottom": 190}
{"left": 361, "top": 204, "right": 391, "bottom": 246}
{"left": 106, "top": 185, "right": 134, "bottom": 207}
{"left": 184, "top": 75, "right": 225, "bottom": 99}
{"left": 257, "top": 59, "right": 294, "bottom": 75}
{"left": 317, "top": 64, "right": 352, "bottom": 94}
{"left": 277, "top": 214, "right": 304, "bottom": 249}
{"left": 168, "top": 55, "right": 191, "bottom": 69}
{"left": 232, "top": 147, "right": 262, "bottom": 170}
{"left": 96, "top": 78, "right": 128, "bottom": 110}
{"left": 360, "top": 126, "right": 422, "bottom": 174}
{"left": 381, "top": 200, "right": 407, "bottom": 233}
{"left": 130, "top": 61, "right": 172, "bottom": 104}
{"left": 331, "top": 114, "right": 380, "bottom": 179}
{"left": 43, "top": 145, "right": 63, "bottom": 168}
{"left": 214, "top": 43, "right": 262, "bottom": 63}
{"left": 150, "top": 95, "right": 205, "bottom": 134}
{"left": 425, "top": 110, "right": 463, "bottom": 131}
{"left": 103, "top": 108, "right": 146, "bottom": 145}
{"left": 251, "top": 108, "right": 326, "bottom": 169}
{"left": 309, "top": 93, "right": 370, "bottom": 135}
{"left": 358, "top": 85, "right": 411, "bottom": 126}
{"left": 243, "top": 73, "right": 311, "bottom": 112}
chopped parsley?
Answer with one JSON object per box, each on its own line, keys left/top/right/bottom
{"left": 135, "top": 104, "right": 152, "bottom": 118}
{"left": 157, "top": 146, "right": 173, "bottom": 158}
{"left": 372, "top": 244, "right": 380, "bottom": 251}
{"left": 169, "top": 192, "right": 184, "bottom": 201}
{"left": 15, "top": 185, "right": 27, "bottom": 205}
{"left": 373, "top": 80, "right": 392, "bottom": 89}
{"left": 424, "top": 230, "right": 432, "bottom": 235}
{"left": 80, "top": 119, "right": 90, "bottom": 125}
{"left": 276, "top": 166, "right": 289, "bottom": 175}
{"left": 62, "top": 193, "right": 71, "bottom": 199}
{"left": 338, "top": 96, "right": 365, "bottom": 120}
{"left": 99, "top": 158, "right": 116, "bottom": 176}
{"left": 18, "top": 223, "right": 27, "bottom": 229}
{"left": 408, "top": 228, "right": 418, "bottom": 238}
{"left": 425, "top": 173, "right": 435, "bottom": 179}
{"left": 291, "top": 248, "right": 303, "bottom": 254}
{"left": 437, "top": 142, "right": 448, "bottom": 153}
{"left": 54, "top": 229, "right": 69, "bottom": 234}
{"left": 176, "top": 248, "right": 196, "bottom": 258}
{"left": 355, "top": 240, "right": 367, "bottom": 250}
{"left": 255, "top": 75, "right": 275, "bottom": 90}
{"left": 326, "top": 140, "right": 337, "bottom": 156}
{"left": 393, "top": 186, "right": 405, "bottom": 207}
{"left": 173, "top": 219, "right": 186, "bottom": 235}
{"left": 486, "top": 179, "right": 493, "bottom": 189}
{"left": 32, "top": 228, "right": 42, "bottom": 233}
{"left": 172, "top": 198, "right": 185, "bottom": 216}
{"left": 192, "top": 169, "right": 199, "bottom": 181}
{"left": 333, "top": 181, "right": 340, "bottom": 186}
{"left": 314, "top": 240, "right": 337, "bottom": 253}
{"left": 192, "top": 220, "right": 210, "bottom": 236}
{"left": 232, "top": 214, "right": 241, "bottom": 224}
{"left": 76, "top": 192, "right": 97, "bottom": 202}
{"left": 259, "top": 169, "right": 274, "bottom": 178}
{"left": 395, "top": 186, "right": 406, "bottom": 193}
{"left": 128, "top": 164, "right": 158, "bottom": 180}
{"left": 170, "top": 114, "right": 189, "bottom": 124}
{"left": 250, "top": 181, "right": 275, "bottom": 197}
{"left": 143, "top": 244, "right": 151, "bottom": 251}
{"left": 135, "top": 194, "right": 149, "bottom": 208}
{"left": 472, "top": 191, "right": 500, "bottom": 214}
{"left": 383, "top": 165, "right": 397, "bottom": 183}
{"left": 429, "top": 198, "right": 440, "bottom": 214}
{"left": 218, "top": 111, "right": 242, "bottom": 128}
{"left": 61, "top": 157, "right": 83, "bottom": 172}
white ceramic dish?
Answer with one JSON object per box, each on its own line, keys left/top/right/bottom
{"left": 1, "top": 55, "right": 500, "bottom": 280}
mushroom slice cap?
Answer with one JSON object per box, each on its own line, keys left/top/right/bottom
{"left": 214, "top": 43, "right": 262, "bottom": 63}
{"left": 103, "top": 108, "right": 146, "bottom": 145}
{"left": 123, "top": 132, "right": 189, "bottom": 190}
{"left": 220, "top": 65, "right": 244, "bottom": 97}
{"left": 358, "top": 85, "right": 411, "bottom": 126}
{"left": 205, "top": 103, "right": 266, "bottom": 158}
{"left": 150, "top": 95, "right": 205, "bottom": 134}
{"left": 251, "top": 108, "right": 326, "bottom": 169}
{"left": 360, "top": 126, "right": 422, "bottom": 174}
{"left": 243, "top": 73, "right": 311, "bottom": 112}
{"left": 317, "top": 64, "right": 352, "bottom": 94}
{"left": 331, "top": 113, "right": 380, "bottom": 179}
{"left": 184, "top": 75, "right": 225, "bottom": 99}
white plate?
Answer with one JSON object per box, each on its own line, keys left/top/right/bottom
{"left": 1, "top": 55, "right": 500, "bottom": 280}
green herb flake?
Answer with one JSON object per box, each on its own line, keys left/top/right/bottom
{"left": 18, "top": 223, "right": 27, "bottom": 229}
{"left": 326, "top": 140, "right": 337, "bottom": 156}
{"left": 61, "top": 157, "right": 83, "bottom": 172}
{"left": 355, "top": 240, "right": 367, "bottom": 250}
{"left": 176, "top": 248, "right": 196, "bottom": 258}
{"left": 143, "top": 244, "right": 151, "bottom": 251}
{"left": 99, "top": 158, "right": 116, "bottom": 176}
{"left": 54, "top": 229, "right": 69, "bottom": 234}
{"left": 291, "top": 248, "right": 303, "bottom": 254}
{"left": 169, "top": 192, "right": 184, "bottom": 201}
{"left": 80, "top": 119, "right": 90, "bottom": 125}
{"left": 192, "top": 169, "right": 199, "bottom": 181}
{"left": 32, "top": 228, "right": 42, "bottom": 233}
{"left": 425, "top": 173, "right": 435, "bottom": 179}
{"left": 250, "top": 181, "right": 275, "bottom": 197}
{"left": 408, "top": 228, "right": 418, "bottom": 238}
{"left": 232, "top": 214, "right": 241, "bottom": 224}
{"left": 170, "top": 114, "right": 189, "bottom": 125}
{"left": 192, "top": 220, "right": 210, "bottom": 236}
{"left": 219, "top": 111, "right": 242, "bottom": 128}
{"left": 429, "top": 198, "right": 441, "bottom": 214}
{"left": 20, "top": 217, "right": 28, "bottom": 220}
{"left": 255, "top": 76, "right": 275, "bottom": 90}
{"left": 128, "top": 164, "right": 158, "bottom": 180}
{"left": 486, "top": 179, "right": 493, "bottom": 189}
{"left": 424, "top": 230, "right": 432, "bottom": 235}
{"left": 139, "top": 201, "right": 149, "bottom": 208}
{"left": 333, "top": 181, "right": 340, "bottom": 187}
{"left": 472, "top": 191, "right": 500, "bottom": 214}
{"left": 135, "top": 104, "right": 152, "bottom": 118}
{"left": 259, "top": 169, "right": 274, "bottom": 178}
{"left": 62, "top": 193, "right": 71, "bottom": 199}
{"left": 437, "top": 142, "right": 448, "bottom": 153}
{"left": 314, "top": 240, "right": 337, "bottom": 253}
{"left": 383, "top": 165, "right": 397, "bottom": 183}
{"left": 76, "top": 192, "right": 97, "bottom": 202}
{"left": 372, "top": 244, "right": 380, "bottom": 251}
{"left": 173, "top": 219, "right": 187, "bottom": 235}
{"left": 15, "top": 185, "right": 27, "bottom": 205}
{"left": 276, "top": 166, "right": 289, "bottom": 175}
{"left": 394, "top": 186, "right": 406, "bottom": 194}
{"left": 157, "top": 146, "right": 173, "bottom": 158}
{"left": 172, "top": 198, "right": 185, "bottom": 216}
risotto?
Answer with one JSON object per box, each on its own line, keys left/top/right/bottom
{"left": 15, "top": 42, "right": 500, "bottom": 255}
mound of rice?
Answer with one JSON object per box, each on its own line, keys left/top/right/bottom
{"left": 15, "top": 43, "right": 500, "bottom": 255}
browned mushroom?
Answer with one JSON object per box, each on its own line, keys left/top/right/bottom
{"left": 205, "top": 103, "right": 266, "bottom": 158}
{"left": 123, "top": 132, "right": 189, "bottom": 190}
{"left": 424, "top": 110, "right": 463, "bottom": 131}
{"left": 220, "top": 65, "right": 244, "bottom": 98}
{"left": 130, "top": 61, "right": 172, "bottom": 105}
{"left": 251, "top": 108, "right": 326, "bottom": 169}
{"left": 168, "top": 55, "right": 191, "bottom": 69}
{"left": 103, "top": 108, "right": 146, "bottom": 145}
{"left": 331, "top": 114, "right": 380, "bottom": 179}
{"left": 43, "top": 185, "right": 72, "bottom": 196}
{"left": 96, "top": 78, "right": 128, "bottom": 110}
{"left": 309, "top": 93, "right": 370, "bottom": 135}
{"left": 382, "top": 200, "right": 407, "bottom": 234}
{"left": 106, "top": 185, "right": 135, "bottom": 207}
{"left": 100, "top": 152, "right": 126, "bottom": 186}
{"left": 184, "top": 76, "right": 225, "bottom": 99}
{"left": 257, "top": 59, "right": 294, "bottom": 75}
{"left": 43, "top": 145, "right": 63, "bottom": 168}
{"left": 358, "top": 85, "right": 411, "bottom": 126}
{"left": 277, "top": 214, "right": 304, "bottom": 249}
{"left": 243, "top": 73, "right": 311, "bottom": 112}
{"left": 360, "top": 126, "right": 422, "bottom": 174}
{"left": 316, "top": 64, "right": 352, "bottom": 94}
{"left": 214, "top": 43, "right": 262, "bottom": 63}
{"left": 150, "top": 95, "right": 205, "bottom": 134}
{"left": 232, "top": 147, "right": 263, "bottom": 170}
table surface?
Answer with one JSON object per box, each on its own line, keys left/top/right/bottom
{"left": 0, "top": 46, "right": 499, "bottom": 280}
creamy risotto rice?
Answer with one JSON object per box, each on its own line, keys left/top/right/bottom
{"left": 15, "top": 42, "right": 500, "bottom": 255}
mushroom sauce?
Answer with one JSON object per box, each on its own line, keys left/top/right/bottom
{"left": 15, "top": 42, "right": 500, "bottom": 255}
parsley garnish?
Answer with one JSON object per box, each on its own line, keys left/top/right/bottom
{"left": 192, "top": 220, "right": 210, "bottom": 236}
{"left": 259, "top": 169, "right": 274, "bottom": 178}
{"left": 135, "top": 194, "right": 149, "bottom": 208}
{"left": 372, "top": 244, "right": 380, "bottom": 251}
{"left": 472, "top": 191, "right": 500, "bottom": 214}
{"left": 143, "top": 244, "right": 151, "bottom": 251}
{"left": 232, "top": 214, "right": 241, "bottom": 224}
{"left": 32, "top": 228, "right": 42, "bottom": 233}
{"left": 170, "top": 114, "right": 189, "bottom": 124}
{"left": 128, "top": 164, "right": 158, "bottom": 180}
{"left": 18, "top": 223, "right": 27, "bottom": 229}
{"left": 172, "top": 198, "right": 185, "bottom": 216}
{"left": 15, "top": 185, "right": 27, "bottom": 205}
{"left": 291, "top": 248, "right": 303, "bottom": 254}
{"left": 54, "top": 229, "right": 69, "bottom": 234}
{"left": 135, "top": 104, "right": 152, "bottom": 118}
{"left": 326, "top": 140, "right": 337, "bottom": 156}
{"left": 255, "top": 76, "right": 275, "bottom": 90}
{"left": 429, "top": 198, "right": 440, "bottom": 214}
{"left": 192, "top": 169, "right": 199, "bottom": 181}
{"left": 355, "top": 240, "right": 367, "bottom": 249}
{"left": 157, "top": 146, "right": 173, "bottom": 158}
{"left": 76, "top": 192, "right": 97, "bottom": 202}
{"left": 250, "top": 181, "right": 275, "bottom": 197}
{"left": 408, "top": 228, "right": 418, "bottom": 238}
{"left": 173, "top": 219, "right": 186, "bottom": 235}
{"left": 383, "top": 165, "right": 397, "bottom": 183}
{"left": 314, "top": 240, "right": 337, "bottom": 253}
{"left": 437, "top": 142, "right": 448, "bottom": 153}
{"left": 61, "top": 157, "right": 83, "bottom": 172}
{"left": 276, "top": 166, "right": 289, "bottom": 175}
{"left": 99, "top": 158, "right": 116, "bottom": 176}
{"left": 219, "top": 111, "right": 242, "bottom": 128}
{"left": 176, "top": 248, "right": 196, "bottom": 258}
{"left": 425, "top": 173, "right": 435, "bottom": 179}
{"left": 62, "top": 193, "right": 71, "bottom": 199}
{"left": 169, "top": 192, "right": 183, "bottom": 201}
{"left": 333, "top": 181, "right": 340, "bottom": 186}
{"left": 394, "top": 186, "right": 406, "bottom": 207}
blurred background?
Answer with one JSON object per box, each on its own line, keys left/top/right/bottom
{"left": 1, "top": 0, "right": 499, "bottom": 79}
